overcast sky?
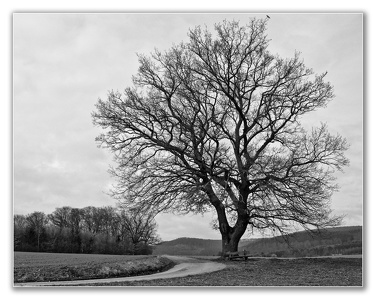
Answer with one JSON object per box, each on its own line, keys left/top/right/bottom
{"left": 13, "top": 13, "right": 362, "bottom": 241}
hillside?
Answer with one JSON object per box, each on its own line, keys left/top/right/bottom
{"left": 153, "top": 226, "right": 362, "bottom": 257}
{"left": 242, "top": 226, "right": 362, "bottom": 257}
{"left": 153, "top": 237, "right": 253, "bottom": 256}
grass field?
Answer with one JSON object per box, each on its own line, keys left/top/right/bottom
{"left": 83, "top": 257, "right": 363, "bottom": 287}
{"left": 14, "top": 252, "right": 174, "bottom": 283}
{"left": 14, "top": 252, "right": 362, "bottom": 286}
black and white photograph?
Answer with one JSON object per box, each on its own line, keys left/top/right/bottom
{"left": 12, "top": 12, "right": 363, "bottom": 288}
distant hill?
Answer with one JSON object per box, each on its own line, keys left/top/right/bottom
{"left": 153, "top": 237, "right": 254, "bottom": 256}
{"left": 242, "top": 226, "right": 362, "bottom": 257}
{"left": 153, "top": 226, "right": 362, "bottom": 257}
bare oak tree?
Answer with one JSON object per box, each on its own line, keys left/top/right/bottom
{"left": 92, "top": 18, "right": 349, "bottom": 254}
{"left": 118, "top": 209, "right": 160, "bottom": 254}
{"left": 25, "top": 211, "right": 49, "bottom": 252}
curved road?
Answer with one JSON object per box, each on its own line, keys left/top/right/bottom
{"left": 15, "top": 255, "right": 226, "bottom": 287}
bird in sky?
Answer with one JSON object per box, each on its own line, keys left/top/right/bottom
{"left": 266, "top": 15, "right": 271, "bottom": 19}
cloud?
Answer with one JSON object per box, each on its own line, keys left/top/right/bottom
{"left": 13, "top": 136, "right": 114, "bottom": 215}
{"left": 13, "top": 13, "right": 363, "bottom": 240}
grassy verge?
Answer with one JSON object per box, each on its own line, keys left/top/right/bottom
{"left": 85, "top": 257, "right": 362, "bottom": 287}
{"left": 14, "top": 252, "right": 175, "bottom": 283}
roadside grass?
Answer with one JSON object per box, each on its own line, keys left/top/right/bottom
{"left": 14, "top": 252, "right": 175, "bottom": 283}
{"left": 85, "top": 257, "right": 362, "bottom": 287}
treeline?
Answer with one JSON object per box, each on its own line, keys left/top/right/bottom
{"left": 14, "top": 206, "right": 160, "bottom": 255}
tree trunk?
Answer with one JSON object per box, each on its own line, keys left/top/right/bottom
{"left": 215, "top": 203, "right": 249, "bottom": 256}
{"left": 37, "top": 232, "right": 40, "bottom": 252}
{"left": 205, "top": 181, "right": 249, "bottom": 256}
{"left": 221, "top": 233, "right": 238, "bottom": 254}
{"left": 220, "top": 217, "right": 249, "bottom": 255}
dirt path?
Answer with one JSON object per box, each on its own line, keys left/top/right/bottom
{"left": 15, "top": 255, "right": 226, "bottom": 287}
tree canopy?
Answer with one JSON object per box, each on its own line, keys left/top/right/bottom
{"left": 92, "top": 18, "right": 349, "bottom": 254}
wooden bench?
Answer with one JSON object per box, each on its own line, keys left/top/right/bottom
{"left": 225, "top": 250, "right": 251, "bottom": 261}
